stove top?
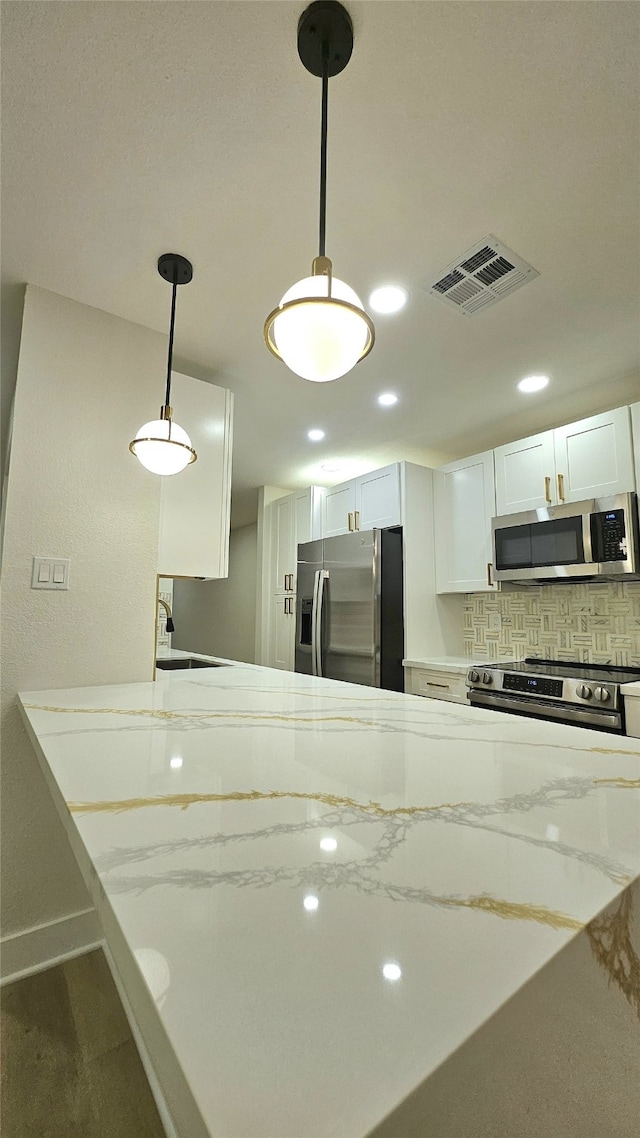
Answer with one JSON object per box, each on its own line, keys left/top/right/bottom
{"left": 488, "top": 659, "right": 640, "bottom": 684}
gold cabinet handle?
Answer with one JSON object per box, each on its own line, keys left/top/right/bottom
{"left": 557, "top": 473, "right": 565, "bottom": 502}
{"left": 354, "top": 510, "right": 360, "bottom": 531}
{"left": 544, "top": 476, "right": 552, "bottom": 504}
{"left": 348, "top": 512, "right": 354, "bottom": 531}
{"left": 487, "top": 562, "right": 493, "bottom": 587}
{"left": 426, "top": 681, "right": 450, "bottom": 689}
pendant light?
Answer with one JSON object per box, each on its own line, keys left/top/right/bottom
{"left": 264, "top": 0, "right": 375, "bottom": 383}
{"left": 130, "top": 254, "right": 197, "bottom": 475}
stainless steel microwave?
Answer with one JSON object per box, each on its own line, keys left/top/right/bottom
{"left": 491, "top": 493, "right": 640, "bottom": 583}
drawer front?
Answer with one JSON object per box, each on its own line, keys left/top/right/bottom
{"left": 409, "top": 669, "right": 468, "bottom": 704}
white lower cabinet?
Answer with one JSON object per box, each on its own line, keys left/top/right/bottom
{"left": 434, "top": 450, "right": 497, "bottom": 592}
{"left": 157, "top": 371, "right": 233, "bottom": 578}
{"left": 269, "top": 594, "right": 295, "bottom": 671}
{"left": 405, "top": 666, "right": 469, "bottom": 705}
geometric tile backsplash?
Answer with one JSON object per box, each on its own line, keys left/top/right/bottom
{"left": 463, "top": 581, "right": 640, "bottom": 667}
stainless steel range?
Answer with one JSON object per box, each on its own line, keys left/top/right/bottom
{"left": 466, "top": 658, "right": 640, "bottom": 733}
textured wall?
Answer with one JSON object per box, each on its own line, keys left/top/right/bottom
{"left": 172, "top": 523, "right": 257, "bottom": 663}
{"left": 1, "top": 286, "right": 163, "bottom": 943}
{"left": 464, "top": 581, "right": 640, "bottom": 666}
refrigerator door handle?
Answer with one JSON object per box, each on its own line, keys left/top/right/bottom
{"left": 312, "top": 569, "right": 329, "bottom": 677}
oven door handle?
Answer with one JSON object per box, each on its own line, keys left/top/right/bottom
{"left": 469, "top": 690, "right": 622, "bottom": 731}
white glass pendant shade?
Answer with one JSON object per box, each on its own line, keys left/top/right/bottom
{"left": 130, "top": 418, "right": 195, "bottom": 476}
{"left": 271, "top": 274, "right": 372, "bottom": 383}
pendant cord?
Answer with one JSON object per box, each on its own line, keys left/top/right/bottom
{"left": 318, "top": 41, "right": 329, "bottom": 258}
{"left": 164, "top": 275, "right": 178, "bottom": 408}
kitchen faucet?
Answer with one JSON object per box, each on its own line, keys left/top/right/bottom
{"left": 158, "top": 597, "right": 175, "bottom": 633}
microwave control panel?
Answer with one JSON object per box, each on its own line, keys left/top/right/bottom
{"left": 593, "top": 509, "right": 626, "bottom": 563}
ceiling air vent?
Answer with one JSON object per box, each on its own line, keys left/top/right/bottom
{"left": 427, "top": 235, "right": 539, "bottom": 316}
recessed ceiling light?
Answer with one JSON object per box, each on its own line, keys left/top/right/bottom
{"left": 369, "top": 286, "right": 408, "bottom": 315}
{"left": 377, "top": 393, "right": 398, "bottom": 407}
{"left": 517, "top": 374, "right": 550, "bottom": 394}
{"left": 382, "top": 962, "right": 402, "bottom": 982}
{"left": 321, "top": 462, "right": 342, "bottom": 473}
{"left": 307, "top": 428, "right": 325, "bottom": 441}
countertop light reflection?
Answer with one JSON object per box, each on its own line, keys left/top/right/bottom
{"left": 320, "top": 837, "right": 338, "bottom": 852}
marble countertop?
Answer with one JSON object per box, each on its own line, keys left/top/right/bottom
{"left": 18, "top": 664, "right": 640, "bottom": 1138}
{"left": 402, "top": 655, "right": 490, "bottom": 673}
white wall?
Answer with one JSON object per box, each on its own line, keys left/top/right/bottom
{"left": 0, "top": 286, "right": 164, "bottom": 970}
{"left": 172, "top": 523, "right": 257, "bottom": 662}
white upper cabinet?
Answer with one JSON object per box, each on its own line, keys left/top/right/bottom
{"left": 271, "top": 492, "right": 295, "bottom": 595}
{"left": 631, "top": 402, "right": 640, "bottom": 494}
{"left": 322, "top": 464, "right": 401, "bottom": 537}
{"left": 494, "top": 431, "right": 556, "bottom": 514}
{"left": 322, "top": 481, "right": 357, "bottom": 538}
{"left": 553, "top": 406, "right": 635, "bottom": 502}
{"left": 294, "top": 486, "right": 324, "bottom": 547}
{"left": 494, "top": 406, "right": 635, "bottom": 515}
{"left": 435, "top": 450, "right": 497, "bottom": 593}
{"left": 157, "top": 372, "right": 233, "bottom": 579}
{"left": 357, "top": 464, "right": 402, "bottom": 530}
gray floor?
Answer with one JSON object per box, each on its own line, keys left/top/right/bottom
{"left": 1, "top": 949, "right": 165, "bottom": 1137}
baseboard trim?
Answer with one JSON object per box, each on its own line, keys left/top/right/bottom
{"left": 0, "top": 907, "right": 103, "bottom": 986}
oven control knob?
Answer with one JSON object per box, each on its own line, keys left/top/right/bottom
{"left": 594, "top": 686, "right": 611, "bottom": 703}
{"left": 576, "top": 684, "right": 592, "bottom": 700}
{"left": 482, "top": 672, "right": 493, "bottom": 685}
{"left": 468, "top": 669, "right": 480, "bottom": 683}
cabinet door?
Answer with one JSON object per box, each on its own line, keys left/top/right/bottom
{"left": 322, "top": 480, "right": 356, "bottom": 538}
{"left": 631, "top": 403, "right": 640, "bottom": 495}
{"left": 494, "top": 431, "right": 556, "bottom": 514}
{"left": 271, "top": 493, "right": 295, "bottom": 594}
{"left": 158, "top": 373, "right": 233, "bottom": 578}
{"left": 269, "top": 594, "right": 295, "bottom": 671}
{"left": 356, "top": 464, "right": 401, "bottom": 530}
{"left": 295, "top": 485, "right": 325, "bottom": 546}
{"left": 435, "top": 451, "right": 497, "bottom": 592}
{"left": 553, "top": 406, "right": 635, "bottom": 502}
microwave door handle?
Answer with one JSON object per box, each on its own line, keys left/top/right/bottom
{"left": 583, "top": 511, "right": 594, "bottom": 565}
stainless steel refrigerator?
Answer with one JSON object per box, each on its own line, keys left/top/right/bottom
{"left": 295, "top": 527, "right": 404, "bottom": 690}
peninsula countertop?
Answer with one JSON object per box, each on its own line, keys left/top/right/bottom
{"left": 18, "top": 662, "right": 640, "bottom": 1138}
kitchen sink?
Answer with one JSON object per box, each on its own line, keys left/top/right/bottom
{"left": 156, "top": 658, "right": 230, "bottom": 670}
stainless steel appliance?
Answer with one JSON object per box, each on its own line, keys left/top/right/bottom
{"left": 295, "top": 527, "right": 404, "bottom": 690}
{"left": 491, "top": 492, "right": 640, "bottom": 583}
{"left": 466, "top": 657, "right": 640, "bottom": 733}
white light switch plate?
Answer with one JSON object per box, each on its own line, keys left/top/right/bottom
{"left": 32, "top": 557, "right": 70, "bottom": 590}
{"left": 488, "top": 611, "right": 502, "bottom": 631}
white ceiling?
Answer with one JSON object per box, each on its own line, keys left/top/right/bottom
{"left": 2, "top": 1, "right": 639, "bottom": 525}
